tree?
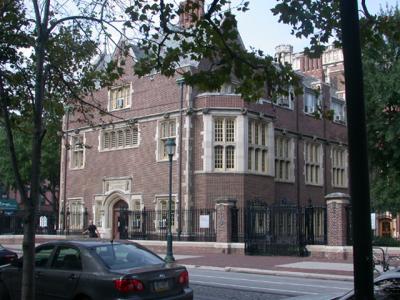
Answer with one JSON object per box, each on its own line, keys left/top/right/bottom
{"left": 0, "top": 116, "right": 61, "bottom": 214}
{"left": 0, "top": 1, "right": 123, "bottom": 299}
{"left": 362, "top": 7, "right": 400, "bottom": 212}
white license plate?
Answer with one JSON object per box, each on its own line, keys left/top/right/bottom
{"left": 154, "top": 280, "right": 169, "bottom": 292}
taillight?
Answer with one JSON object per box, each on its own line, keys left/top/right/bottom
{"left": 178, "top": 270, "right": 189, "bottom": 286}
{"left": 114, "top": 279, "right": 144, "bottom": 293}
{"left": 4, "top": 255, "right": 17, "bottom": 263}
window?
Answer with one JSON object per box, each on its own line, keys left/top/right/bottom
{"left": 94, "top": 244, "right": 164, "bottom": 270}
{"left": 277, "top": 87, "right": 295, "bottom": 109}
{"left": 275, "top": 136, "right": 293, "bottom": 181}
{"left": 332, "top": 147, "right": 348, "bottom": 187}
{"left": 305, "top": 142, "right": 323, "bottom": 185}
{"left": 71, "top": 135, "right": 84, "bottom": 169}
{"left": 69, "top": 199, "right": 84, "bottom": 231}
{"left": 219, "top": 83, "right": 237, "bottom": 94}
{"left": 51, "top": 247, "right": 81, "bottom": 270}
{"left": 159, "top": 120, "right": 176, "bottom": 160}
{"left": 102, "top": 126, "right": 138, "bottom": 151}
{"left": 109, "top": 85, "right": 131, "bottom": 110}
{"left": 248, "top": 120, "right": 269, "bottom": 173}
{"left": 304, "top": 91, "right": 320, "bottom": 114}
{"left": 213, "top": 118, "right": 236, "bottom": 171}
{"left": 132, "top": 200, "right": 142, "bottom": 228}
{"left": 35, "top": 245, "right": 55, "bottom": 268}
{"left": 331, "top": 98, "right": 346, "bottom": 123}
{"left": 156, "top": 197, "right": 176, "bottom": 230}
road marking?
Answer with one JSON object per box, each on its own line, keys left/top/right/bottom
{"left": 190, "top": 280, "right": 319, "bottom": 295}
{"left": 190, "top": 274, "right": 351, "bottom": 291}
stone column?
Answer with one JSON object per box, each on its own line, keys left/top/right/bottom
{"left": 325, "top": 193, "right": 350, "bottom": 246}
{"left": 215, "top": 198, "right": 237, "bottom": 243}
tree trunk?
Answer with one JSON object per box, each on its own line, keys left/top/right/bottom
{"left": 21, "top": 1, "right": 49, "bottom": 297}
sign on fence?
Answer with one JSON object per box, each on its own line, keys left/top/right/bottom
{"left": 199, "top": 215, "right": 210, "bottom": 228}
{"left": 39, "top": 216, "right": 48, "bottom": 227}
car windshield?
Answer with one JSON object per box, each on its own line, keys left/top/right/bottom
{"left": 92, "top": 243, "right": 164, "bottom": 270}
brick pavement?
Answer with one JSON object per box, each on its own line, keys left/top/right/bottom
{"left": 175, "top": 253, "right": 354, "bottom": 280}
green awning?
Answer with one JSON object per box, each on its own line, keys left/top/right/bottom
{"left": 0, "top": 199, "right": 19, "bottom": 211}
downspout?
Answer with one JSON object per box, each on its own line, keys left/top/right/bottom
{"left": 296, "top": 89, "right": 302, "bottom": 254}
{"left": 177, "top": 78, "right": 184, "bottom": 240}
{"left": 62, "top": 106, "right": 71, "bottom": 233}
{"left": 323, "top": 87, "right": 328, "bottom": 196}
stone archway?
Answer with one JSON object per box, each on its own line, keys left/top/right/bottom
{"left": 112, "top": 199, "right": 128, "bottom": 239}
{"left": 101, "top": 191, "right": 130, "bottom": 239}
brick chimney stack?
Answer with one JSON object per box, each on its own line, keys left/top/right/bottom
{"left": 179, "top": 0, "right": 204, "bottom": 29}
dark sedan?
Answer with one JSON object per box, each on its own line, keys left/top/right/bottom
{"left": 0, "top": 244, "right": 17, "bottom": 266}
{"left": 0, "top": 240, "right": 193, "bottom": 300}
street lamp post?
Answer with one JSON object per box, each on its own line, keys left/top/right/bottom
{"left": 165, "top": 138, "right": 176, "bottom": 263}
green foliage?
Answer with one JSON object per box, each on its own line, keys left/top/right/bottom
{"left": 129, "top": 1, "right": 301, "bottom": 102}
{"left": 271, "top": 0, "right": 342, "bottom": 57}
{"left": 372, "top": 236, "right": 400, "bottom": 247}
{"left": 363, "top": 7, "right": 400, "bottom": 212}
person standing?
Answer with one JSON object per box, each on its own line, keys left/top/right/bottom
{"left": 83, "top": 220, "right": 100, "bottom": 238}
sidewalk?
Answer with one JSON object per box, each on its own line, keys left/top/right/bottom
{"left": 174, "top": 253, "right": 354, "bottom": 281}
{"left": 3, "top": 243, "right": 355, "bottom": 281}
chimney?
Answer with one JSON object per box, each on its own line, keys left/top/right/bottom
{"left": 179, "top": 0, "right": 204, "bottom": 29}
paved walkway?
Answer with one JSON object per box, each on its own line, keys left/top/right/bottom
{"left": 174, "top": 253, "right": 354, "bottom": 281}
{"left": 3, "top": 243, "right": 355, "bottom": 281}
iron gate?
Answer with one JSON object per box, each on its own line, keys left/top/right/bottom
{"left": 244, "top": 202, "right": 326, "bottom": 256}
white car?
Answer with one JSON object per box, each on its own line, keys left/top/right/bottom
{"left": 290, "top": 270, "right": 400, "bottom": 300}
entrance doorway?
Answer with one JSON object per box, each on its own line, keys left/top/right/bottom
{"left": 380, "top": 220, "right": 392, "bottom": 238}
{"left": 113, "top": 200, "right": 128, "bottom": 239}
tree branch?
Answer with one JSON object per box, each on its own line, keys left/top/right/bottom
{"left": 204, "top": 0, "right": 221, "bottom": 19}
{"left": 361, "top": 0, "right": 374, "bottom": 20}
{"left": 53, "top": 67, "right": 124, "bottom": 121}
{"left": 0, "top": 71, "right": 27, "bottom": 203}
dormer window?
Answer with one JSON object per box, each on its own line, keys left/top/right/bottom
{"left": 331, "top": 98, "right": 346, "bottom": 123}
{"left": 277, "top": 87, "right": 295, "bottom": 109}
{"left": 304, "top": 91, "right": 320, "bottom": 114}
{"left": 109, "top": 85, "right": 131, "bottom": 111}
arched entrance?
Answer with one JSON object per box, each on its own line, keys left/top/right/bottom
{"left": 380, "top": 219, "right": 392, "bottom": 238}
{"left": 113, "top": 200, "right": 129, "bottom": 239}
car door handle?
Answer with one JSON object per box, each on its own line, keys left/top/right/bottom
{"left": 35, "top": 271, "right": 42, "bottom": 279}
{"left": 68, "top": 273, "right": 77, "bottom": 280}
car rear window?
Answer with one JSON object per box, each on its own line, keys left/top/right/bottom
{"left": 93, "top": 244, "right": 164, "bottom": 270}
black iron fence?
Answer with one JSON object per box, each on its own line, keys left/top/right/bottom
{"left": 234, "top": 203, "right": 327, "bottom": 256}
{"left": 0, "top": 203, "right": 330, "bottom": 256}
{"left": 0, "top": 210, "right": 58, "bottom": 235}
{"left": 118, "top": 208, "right": 217, "bottom": 242}
{"left": 346, "top": 205, "right": 353, "bottom": 245}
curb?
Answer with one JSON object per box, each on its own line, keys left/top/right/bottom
{"left": 184, "top": 265, "right": 354, "bottom": 282}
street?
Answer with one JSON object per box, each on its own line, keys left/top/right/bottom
{"left": 188, "top": 268, "right": 353, "bottom": 300}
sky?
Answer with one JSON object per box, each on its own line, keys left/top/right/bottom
{"left": 232, "top": 0, "right": 399, "bottom": 56}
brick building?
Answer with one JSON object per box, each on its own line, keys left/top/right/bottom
{"left": 60, "top": 2, "right": 349, "bottom": 240}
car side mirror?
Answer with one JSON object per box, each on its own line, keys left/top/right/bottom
{"left": 11, "top": 258, "right": 22, "bottom": 268}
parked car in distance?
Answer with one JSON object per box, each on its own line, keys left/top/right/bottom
{"left": 290, "top": 269, "right": 400, "bottom": 300}
{"left": 0, "top": 245, "right": 17, "bottom": 266}
{"left": 0, "top": 240, "right": 193, "bottom": 300}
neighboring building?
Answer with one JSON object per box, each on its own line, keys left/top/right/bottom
{"left": 60, "top": 1, "right": 349, "bottom": 239}
{"left": 275, "top": 44, "right": 346, "bottom": 123}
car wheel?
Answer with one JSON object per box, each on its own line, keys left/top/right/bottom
{"left": 0, "top": 282, "right": 10, "bottom": 300}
